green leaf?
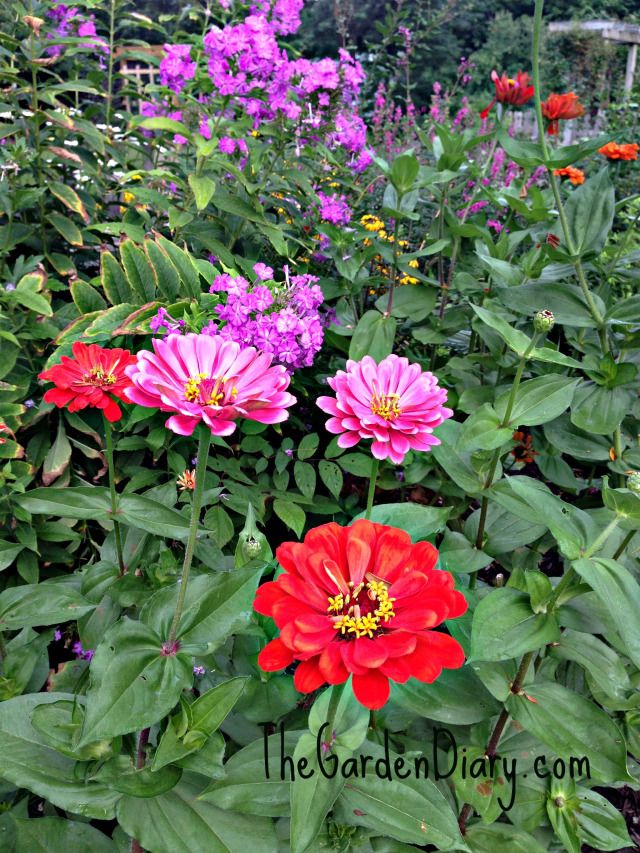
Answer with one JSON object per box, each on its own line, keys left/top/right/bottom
{"left": 0, "top": 693, "right": 119, "bottom": 819}
{"left": 438, "top": 530, "right": 492, "bottom": 574}
{"left": 48, "top": 212, "right": 83, "bottom": 246}
{"left": 12, "top": 286, "right": 52, "bottom": 316}
{"left": 375, "top": 286, "right": 436, "bottom": 322}
{"left": 297, "top": 433, "right": 319, "bottom": 460}
{"left": 465, "top": 502, "right": 547, "bottom": 555}
{"left": 188, "top": 174, "right": 216, "bottom": 210}
{"left": 602, "top": 476, "right": 640, "bottom": 528}
{"left": 570, "top": 384, "right": 630, "bottom": 435}
{"left": 79, "top": 619, "right": 193, "bottom": 745}
{"left": 550, "top": 630, "right": 631, "bottom": 700}
{"left": 0, "top": 540, "right": 23, "bottom": 572}
{"left": 558, "top": 168, "right": 615, "bottom": 256}
{"left": 470, "top": 588, "right": 559, "bottom": 661}
{"left": 390, "top": 153, "right": 420, "bottom": 193}
{"left": 273, "top": 499, "right": 305, "bottom": 537}
{"left": 499, "top": 281, "right": 606, "bottom": 329}
{"left": 153, "top": 677, "right": 248, "bottom": 771}
{"left": 42, "top": 419, "right": 72, "bottom": 486}
{"left": 319, "top": 460, "right": 343, "bottom": 500}
{"left": 337, "top": 740, "right": 464, "bottom": 850}
{"left": 120, "top": 238, "right": 156, "bottom": 303}
{"left": 0, "top": 582, "right": 94, "bottom": 630}
{"left": 91, "top": 755, "right": 181, "bottom": 797}
{"left": 465, "top": 823, "right": 547, "bottom": 853}
{"left": 137, "top": 116, "right": 192, "bottom": 139}
{"left": 544, "top": 414, "right": 611, "bottom": 461}
{"left": 458, "top": 404, "right": 513, "bottom": 451}
{"left": 101, "top": 251, "right": 132, "bottom": 304}
{"left": 117, "top": 778, "right": 277, "bottom": 853}
{"left": 153, "top": 233, "right": 201, "bottom": 299}
{"left": 144, "top": 238, "right": 180, "bottom": 301}
{"left": 506, "top": 682, "right": 631, "bottom": 783}
{"left": 430, "top": 419, "right": 485, "bottom": 494}
{"left": 49, "top": 181, "right": 89, "bottom": 223}
{"left": 16, "top": 486, "right": 111, "bottom": 519}
{"left": 70, "top": 280, "right": 107, "bottom": 314}
{"left": 545, "top": 134, "right": 613, "bottom": 169}
{"left": 11, "top": 816, "right": 116, "bottom": 852}
{"left": 574, "top": 788, "right": 633, "bottom": 851}
{"left": 352, "top": 503, "right": 450, "bottom": 541}
{"left": 290, "top": 732, "right": 347, "bottom": 853}
{"left": 572, "top": 558, "right": 640, "bottom": 670}
{"left": 495, "top": 375, "right": 578, "bottom": 427}
{"left": 497, "top": 133, "right": 545, "bottom": 168}
{"left": 294, "top": 461, "right": 316, "bottom": 499}
{"left": 141, "top": 569, "right": 262, "bottom": 647}
{"left": 309, "top": 682, "right": 369, "bottom": 751}
{"left": 203, "top": 505, "right": 235, "bottom": 548}
{"left": 392, "top": 667, "right": 500, "bottom": 724}
{"left": 118, "top": 494, "right": 192, "bottom": 540}
{"left": 348, "top": 310, "right": 397, "bottom": 362}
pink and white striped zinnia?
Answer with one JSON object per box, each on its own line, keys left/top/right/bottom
{"left": 317, "top": 354, "right": 452, "bottom": 464}
{"left": 125, "top": 333, "right": 296, "bottom": 436}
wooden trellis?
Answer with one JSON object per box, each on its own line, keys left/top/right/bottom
{"left": 113, "top": 45, "right": 166, "bottom": 113}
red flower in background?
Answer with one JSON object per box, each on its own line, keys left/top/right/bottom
{"left": 553, "top": 166, "right": 585, "bottom": 185}
{"left": 598, "top": 141, "right": 639, "bottom": 161}
{"left": 254, "top": 520, "right": 467, "bottom": 710}
{"left": 39, "top": 342, "right": 136, "bottom": 422}
{"left": 480, "top": 70, "right": 534, "bottom": 119}
{"left": 541, "top": 92, "right": 584, "bottom": 135}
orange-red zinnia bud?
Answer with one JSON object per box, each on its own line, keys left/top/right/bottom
{"left": 541, "top": 93, "right": 584, "bottom": 135}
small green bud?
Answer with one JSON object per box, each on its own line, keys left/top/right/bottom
{"left": 534, "top": 309, "right": 555, "bottom": 334}
{"left": 627, "top": 471, "right": 640, "bottom": 495}
{"left": 235, "top": 503, "right": 273, "bottom": 567}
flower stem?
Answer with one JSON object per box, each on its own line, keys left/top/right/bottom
{"left": 323, "top": 681, "right": 347, "bottom": 749}
{"left": 613, "top": 529, "right": 635, "bottom": 561}
{"left": 105, "top": 0, "right": 117, "bottom": 135}
{"left": 103, "top": 416, "right": 125, "bottom": 575}
{"left": 458, "top": 650, "right": 534, "bottom": 834}
{"left": 364, "top": 457, "right": 380, "bottom": 520}
{"left": 167, "top": 424, "right": 211, "bottom": 646}
{"left": 474, "top": 334, "right": 540, "bottom": 552}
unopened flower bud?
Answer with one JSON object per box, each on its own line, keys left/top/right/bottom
{"left": 626, "top": 471, "right": 640, "bottom": 495}
{"left": 23, "top": 15, "right": 44, "bottom": 35}
{"left": 534, "top": 309, "right": 555, "bottom": 334}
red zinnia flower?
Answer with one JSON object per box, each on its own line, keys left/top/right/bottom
{"left": 39, "top": 342, "right": 136, "bottom": 422}
{"left": 553, "top": 166, "right": 585, "bottom": 185}
{"left": 480, "top": 70, "right": 534, "bottom": 120}
{"left": 254, "top": 520, "right": 467, "bottom": 710}
{"left": 598, "top": 141, "right": 639, "bottom": 161}
{"left": 541, "top": 93, "right": 584, "bottom": 135}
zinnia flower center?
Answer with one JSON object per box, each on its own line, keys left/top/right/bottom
{"left": 84, "top": 365, "right": 117, "bottom": 387}
{"left": 370, "top": 391, "right": 401, "bottom": 421}
{"left": 184, "top": 373, "right": 238, "bottom": 407}
{"left": 328, "top": 573, "right": 396, "bottom": 639}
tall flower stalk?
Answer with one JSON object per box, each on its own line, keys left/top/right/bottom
{"left": 166, "top": 424, "right": 211, "bottom": 647}
{"left": 103, "top": 416, "right": 125, "bottom": 575}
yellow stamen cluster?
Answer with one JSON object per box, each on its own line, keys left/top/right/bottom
{"left": 184, "top": 374, "right": 238, "bottom": 406}
{"left": 329, "top": 578, "right": 396, "bottom": 639}
{"left": 371, "top": 391, "right": 401, "bottom": 421}
{"left": 88, "top": 366, "right": 116, "bottom": 386}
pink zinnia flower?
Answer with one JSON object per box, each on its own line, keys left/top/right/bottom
{"left": 316, "top": 354, "right": 452, "bottom": 464}
{"left": 125, "top": 333, "right": 296, "bottom": 436}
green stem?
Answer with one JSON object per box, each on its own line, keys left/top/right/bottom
{"left": 613, "top": 529, "right": 635, "bottom": 561}
{"left": 105, "top": 0, "right": 117, "bottom": 134}
{"left": 322, "top": 681, "right": 347, "bottom": 749}
{"left": 103, "top": 416, "right": 125, "bottom": 575}
{"left": 364, "top": 457, "right": 380, "bottom": 520}
{"left": 474, "top": 334, "right": 540, "bottom": 551}
{"left": 458, "top": 650, "right": 535, "bottom": 834}
{"left": 0, "top": 631, "right": 6, "bottom": 664}
{"left": 167, "top": 425, "right": 211, "bottom": 646}
{"left": 385, "top": 216, "right": 400, "bottom": 317}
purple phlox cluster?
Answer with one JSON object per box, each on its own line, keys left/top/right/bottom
{"left": 316, "top": 191, "right": 352, "bottom": 226}
{"left": 457, "top": 199, "right": 489, "bottom": 218}
{"left": 486, "top": 219, "right": 504, "bottom": 233}
{"left": 150, "top": 307, "right": 186, "bottom": 335}
{"left": 218, "top": 136, "right": 249, "bottom": 157}
{"left": 453, "top": 97, "right": 470, "bottom": 128}
{"left": 46, "top": 4, "right": 109, "bottom": 58}
{"left": 254, "top": 262, "right": 274, "bottom": 280}
{"left": 160, "top": 44, "right": 197, "bottom": 94}
{"left": 72, "top": 641, "right": 94, "bottom": 661}
{"left": 371, "top": 81, "right": 419, "bottom": 155}
{"left": 526, "top": 165, "right": 547, "bottom": 189}
{"left": 204, "top": 266, "right": 324, "bottom": 370}
{"left": 201, "top": 5, "right": 369, "bottom": 170}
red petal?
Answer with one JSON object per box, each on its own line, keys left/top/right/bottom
{"left": 410, "top": 541, "right": 438, "bottom": 572}
{"left": 380, "top": 655, "right": 413, "bottom": 682}
{"left": 318, "top": 642, "right": 349, "bottom": 684}
{"left": 352, "top": 637, "right": 388, "bottom": 668}
{"left": 253, "top": 581, "right": 287, "bottom": 617}
{"left": 352, "top": 670, "right": 390, "bottom": 710}
{"left": 257, "top": 638, "right": 294, "bottom": 672}
{"left": 377, "top": 631, "right": 417, "bottom": 658}
{"left": 43, "top": 388, "right": 76, "bottom": 408}
{"left": 422, "top": 631, "right": 466, "bottom": 668}
{"left": 294, "top": 659, "right": 326, "bottom": 693}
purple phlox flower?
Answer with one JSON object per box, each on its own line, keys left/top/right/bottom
{"left": 219, "top": 136, "right": 236, "bottom": 154}
{"left": 193, "top": 665, "right": 206, "bottom": 676}
{"left": 160, "top": 44, "right": 197, "bottom": 94}
{"left": 253, "top": 262, "right": 273, "bottom": 281}
{"left": 54, "top": 628, "right": 62, "bottom": 641}
{"left": 150, "top": 307, "right": 186, "bottom": 336}
{"left": 317, "top": 191, "right": 351, "bottom": 226}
